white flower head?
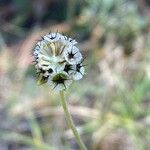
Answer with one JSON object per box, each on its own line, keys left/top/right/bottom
{"left": 48, "top": 71, "right": 72, "bottom": 91}
{"left": 33, "top": 32, "right": 85, "bottom": 90}
{"left": 43, "top": 32, "right": 63, "bottom": 42}
{"left": 73, "top": 63, "right": 85, "bottom": 80}
{"left": 63, "top": 46, "right": 83, "bottom": 65}
{"left": 61, "top": 36, "right": 78, "bottom": 46}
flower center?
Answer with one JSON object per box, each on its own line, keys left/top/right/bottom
{"left": 52, "top": 73, "right": 68, "bottom": 84}
{"left": 64, "top": 64, "right": 72, "bottom": 73}
{"left": 68, "top": 52, "right": 75, "bottom": 59}
{"left": 48, "top": 68, "right": 53, "bottom": 73}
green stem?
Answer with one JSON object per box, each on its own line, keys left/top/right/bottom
{"left": 60, "top": 90, "right": 87, "bottom": 150}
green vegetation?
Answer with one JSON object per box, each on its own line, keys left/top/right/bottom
{"left": 0, "top": 0, "right": 149, "bottom": 149}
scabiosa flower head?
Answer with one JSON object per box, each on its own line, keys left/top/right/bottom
{"left": 33, "top": 32, "right": 85, "bottom": 91}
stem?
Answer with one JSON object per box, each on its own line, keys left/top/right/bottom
{"left": 60, "top": 90, "right": 87, "bottom": 150}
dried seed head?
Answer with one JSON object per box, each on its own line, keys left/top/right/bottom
{"left": 33, "top": 32, "right": 85, "bottom": 90}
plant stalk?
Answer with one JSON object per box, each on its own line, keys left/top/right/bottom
{"left": 60, "top": 90, "right": 87, "bottom": 150}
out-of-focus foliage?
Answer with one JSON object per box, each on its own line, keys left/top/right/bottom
{"left": 81, "top": 0, "right": 149, "bottom": 54}
{"left": 0, "top": 0, "right": 150, "bottom": 150}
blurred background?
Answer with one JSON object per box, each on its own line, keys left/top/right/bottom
{"left": 0, "top": 0, "right": 150, "bottom": 150}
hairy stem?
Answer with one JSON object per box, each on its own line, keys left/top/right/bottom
{"left": 60, "top": 90, "right": 87, "bottom": 150}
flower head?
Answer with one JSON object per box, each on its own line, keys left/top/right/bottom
{"left": 33, "top": 32, "right": 85, "bottom": 91}
{"left": 63, "top": 46, "right": 83, "bottom": 65}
